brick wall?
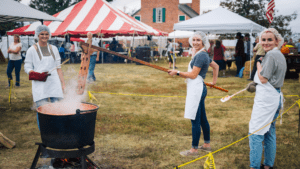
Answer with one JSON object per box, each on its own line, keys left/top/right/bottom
{"left": 191, "top": 0, "right": 200, "bottom": 15}
{"left": 140, "top": 0, "right": 180, "bottom": 33}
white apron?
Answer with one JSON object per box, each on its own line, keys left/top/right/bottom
{"left": 184, "top": 48, "right": 205, "bottom": 120}
{"left": 32, "top": 44, "right": 63, "bottom": 102}
{"left": 249, "top": 72, "right": 283, "bottom": 135}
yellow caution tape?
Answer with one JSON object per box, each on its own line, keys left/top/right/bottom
{"left": 88, "top": 91, "right": 98, "bottom": 102}
{"left": 89, "top": 91, "right": 299, "bottom": 99}
{"left": 297, "top": 99, "right": 300, "bottom": 109}
{"left": 8, "top": 80, "right": 13, "bottom": 103}
{"left": 91, "top": 91, "right": 186, "bottom": 98}
{"left": 174, "top": 100, "right": 299, "bottom": 168}
{"left": 203, "top": 153, "right": 216, "bottom": 169}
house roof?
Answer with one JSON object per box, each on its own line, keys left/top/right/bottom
{"left": 131, "top": 9, "right": 141, "bottom": 17}
{"left": 178, "top": 4, "right": 199, "bottom": 18}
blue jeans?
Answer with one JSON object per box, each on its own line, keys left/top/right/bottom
{"left": 249, "top": 90, "right": 281, "bottom": 168}
{"left": 36, "top": 97, "right": 61, "bottom": 129}
{"left": 191, "top": 83, "right": 209, "bottom": 149}
{"left": 88, "top": 55, "right": 97, "bottom": 82}
{"left": 235, "top": 56, "right": 243, "bottom": 76}
{"left": 7, "top": 59, "right": 22, "bottom": 86}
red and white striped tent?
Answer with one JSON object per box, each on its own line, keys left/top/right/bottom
{"left": 7, "top": 0, "right": 167, "bottom": 37}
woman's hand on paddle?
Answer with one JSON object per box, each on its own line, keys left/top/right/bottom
{"left": 209, "top": 82, "right": 216, "bottom": 88}
{"left": 168, "top": 70, "right": 177, "bottom": 76}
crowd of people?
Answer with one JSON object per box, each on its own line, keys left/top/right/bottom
{"left": 4, "top": 24, "right": 299, "bottom": 169}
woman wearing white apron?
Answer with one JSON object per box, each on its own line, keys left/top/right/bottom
{"left": 24, "top": 25, "right": 65, "bottom": 128}
{"left": 168, "top": 32, "right": 219, "bottom": 156}
{"left": 248, "top": 28, "right": 286, "bottom": 169}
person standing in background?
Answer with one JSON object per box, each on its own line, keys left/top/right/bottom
{"left": 70, "top": 42, "right": 75, "bottom": 63}
{"left": 213, "top": 40, "right": 227, "bottom": 77}
{"left": 7, "top": 34, "right": 22, "bottom": 87}
{"left": 244, "top": 34, "right": 251, "bottom": 65}
{"left": 59, "top": 44, "right": 65, "bottom": 62}
{"left": 207, "top": 40, "right": 215, "bottom": 60}
{"left": 166, "top": 39, "right": 177, "bottom": 69}
{"left": 235, "top": 32, "right": 244, "bottom": 77}
{"left": 287, "top": 38, "right": 295, "bottom": 46}
{"left": 86, "top": 32, "right": 100, "bottom": 83}
{"left": 248, "top": 37, "right": 265, "bottom": 81}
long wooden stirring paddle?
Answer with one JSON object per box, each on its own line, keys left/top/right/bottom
{"left": 79, "top": 42, "right": 228, "bottom": 93}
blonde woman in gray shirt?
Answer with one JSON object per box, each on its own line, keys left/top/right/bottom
{"left": 248, "top": 28, "right": 286, "bottom": 169}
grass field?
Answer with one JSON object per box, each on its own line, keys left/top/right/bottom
{"left": 0, "top": 57, "right": 299, "bottom": 169}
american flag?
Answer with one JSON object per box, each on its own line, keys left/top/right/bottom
{"left": 266, "top": 0, "right": 275, "bottom": 23}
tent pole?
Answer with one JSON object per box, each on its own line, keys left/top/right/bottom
{"left": 28, "top": 35, "right": 29, "bottom": 49}
{"left": 173, "top": 31, "right": 175, "bottom": 70}
{"left": 160, "top": 36, "right": 162, "bottom": 59}
{"left": 7, "top": 34, "right": 9, "bottom": 59}
{"left": 249, "top": 27, "right": 253, "bottom": 78}
{"left": 131, "top": 31, "right": 135, "bottom": 62}
{"left": 100, "top": 32, "right": 103, "bottom": 64}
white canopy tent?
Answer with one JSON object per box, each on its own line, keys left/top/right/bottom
{"left": 173, "top": 7, "right": 266, "bottom": 77}
{"left": 173, "top": 7, "right": 266, "bottom": 34}
{"left": 0, "top": 0, "right": 62, "bottom": 23}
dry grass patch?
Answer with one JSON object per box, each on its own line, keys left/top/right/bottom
{"left": 0, "top": 58, "right": 299, "bottom": 169}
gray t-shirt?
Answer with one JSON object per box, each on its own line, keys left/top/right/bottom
{"left": 190, "top": 52, "right": 212, "bottom": 79}
{"left": 260, "top": 49, "right": 287, "bottom": 88}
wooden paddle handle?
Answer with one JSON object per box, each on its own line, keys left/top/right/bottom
{"left": 204, "top": 82, "right": 228, "bottom": 92}
{"left": 79, "top": 42, "right": 228, "bottom": 93}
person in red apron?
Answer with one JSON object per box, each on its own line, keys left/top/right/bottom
{"left": 248, "top": 28, "right": 286, "bottom": 169}
{"left": 24, "top": 25, "right": 65, "bottom": 128}
{"left": 168, "top": 31, "right": 219, "bottom": 156}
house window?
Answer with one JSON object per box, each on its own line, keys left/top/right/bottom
{"left": 156, "top": 8, "right": 162, "bottom": 23}
{"left": 134, "top": 15, "right": 141, "bottom": 21}
{"left": 153, "top": 8, "right": 165, "bottom": 23}
{"left": 179, "top": 15, "right": 186, "bottom": 22}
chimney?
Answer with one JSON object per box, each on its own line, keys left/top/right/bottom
{"left": 191, "top": 0, "right": 200, "bottom": 15}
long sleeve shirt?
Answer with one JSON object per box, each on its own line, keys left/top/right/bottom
{"left": 235, "top": 39, "right": 244, "bottom": 57}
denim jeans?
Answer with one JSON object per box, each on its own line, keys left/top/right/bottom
{"left": 191, "top": 83, "right": 209, "bottom": 149}
{"left": 249, "top": 90, "right": 281, "bottom": 168}
{"left": 36, "top": 97, "right": 61, "bottom": 129}
{"left": 235, "top": 56, "right": 243, "bottom": 76}
{"left": 7, "top": 59, "right": 22, "bottom": 86}
{"left": 88, "top": 54, "right": 97, "bottom": 82}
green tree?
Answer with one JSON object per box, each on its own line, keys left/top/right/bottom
{"left": 220, "top": 0, "right": 297, "bottom": 37}
{"left": 29, "top": 0, "right": 72, "bottom": 15}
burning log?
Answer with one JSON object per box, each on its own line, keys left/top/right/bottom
{"left": 0, "top": 132, "right": 16, "bottom": 149}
